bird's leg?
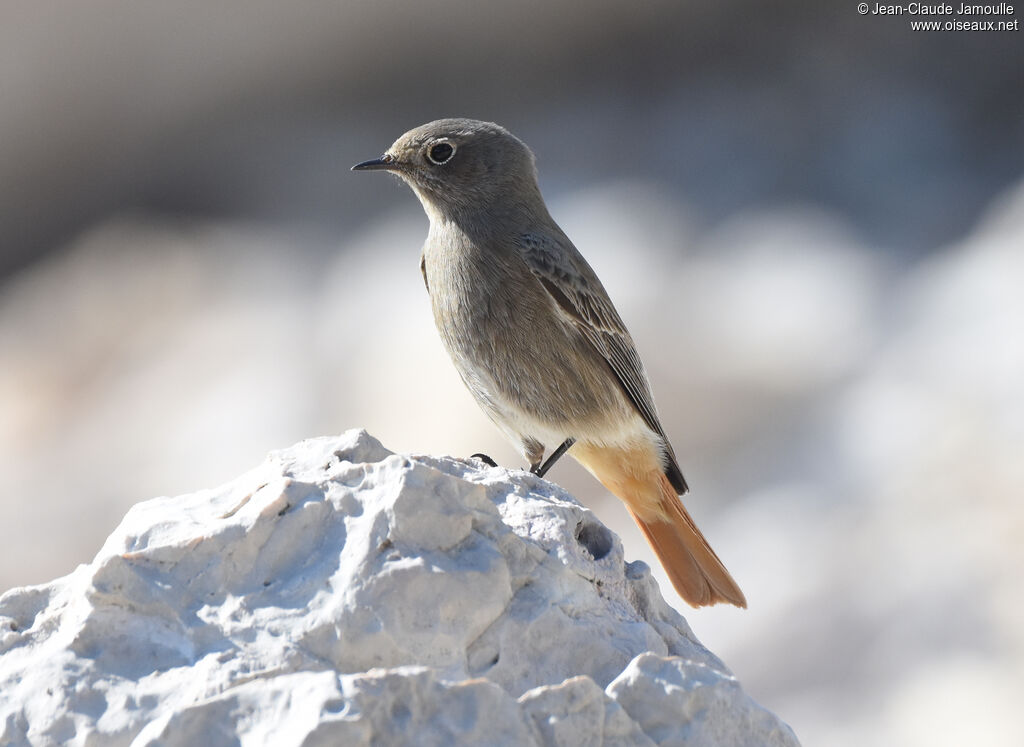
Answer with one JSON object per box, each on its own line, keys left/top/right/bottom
{"left": 525, "top": 437, "right": 545, "bottom": 474}
{"left": 470, "top": 453, "right": 498, "bottom": 468}
{"left": 532, "top": 438, "right": 576, "bottom": 478}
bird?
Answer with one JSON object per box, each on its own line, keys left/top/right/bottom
{"left": 352, "top": 118, "right": 745, "bottom": 608}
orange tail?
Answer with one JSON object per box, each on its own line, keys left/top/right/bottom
{"left": 630, "top": 473, "right": 746, "bottom": 608}
{"left": 573, "top": 442, "right": 746, "bottom": 608}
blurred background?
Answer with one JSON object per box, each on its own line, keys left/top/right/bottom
{"left": 2, "top": 1, "right": 1022, "bottom": 744}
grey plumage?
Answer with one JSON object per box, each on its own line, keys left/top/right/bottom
{"left": 515, "top": 228, "right": 688, "bottom": 493}
{"left": 353, "top": 118, "right": 744, "bottom": 608}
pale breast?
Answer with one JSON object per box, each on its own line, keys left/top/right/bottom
{"left": 421, "top": 226, "right": 633, "bottom": 440}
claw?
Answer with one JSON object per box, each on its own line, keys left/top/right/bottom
{"left": 470, "top": 453, "right": 498, "bottom": 468}
{"left": 532, "top": 438, "right": 575, "bottom": 478}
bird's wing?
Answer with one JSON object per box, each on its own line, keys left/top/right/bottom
{"left": 517, "top": 231, "right": 688, "bottom": 494}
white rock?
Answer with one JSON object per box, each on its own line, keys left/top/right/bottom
{"left": 0, "top": 430, "right": 798, "bottom": 746}
{"left": 607, "top": 653, "right": 801, "bottom": 746}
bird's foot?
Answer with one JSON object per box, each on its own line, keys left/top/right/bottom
{"left": 530, "top": 438, "right": 576, "bottom": 479}
{"left": 470, "top": 453, "right": 498, "bottom": 468}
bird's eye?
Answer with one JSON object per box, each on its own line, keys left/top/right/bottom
{"left": 427, "top": 141, "right": 455, "bottom": 165}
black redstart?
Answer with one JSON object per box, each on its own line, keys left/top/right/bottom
{"left": 353, "top": 118, "right": 745, "bottom": 608}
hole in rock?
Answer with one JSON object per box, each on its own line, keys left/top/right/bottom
{"left": 575, "top": 521, "right": 613, "bottom": 560}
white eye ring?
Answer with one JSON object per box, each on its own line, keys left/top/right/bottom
{"left": 426, "top": 140, "right": 456, "bottom": 165}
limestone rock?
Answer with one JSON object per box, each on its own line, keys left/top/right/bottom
{"left": 0, "top": 430, "right": 798, "bottom": 746}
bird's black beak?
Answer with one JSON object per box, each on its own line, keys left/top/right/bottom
{"left": 351, "top": 154, "right": 397, "bottom": 172}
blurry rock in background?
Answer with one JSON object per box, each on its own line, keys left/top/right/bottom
{"left": 1, "top": 2, "right": 1022, "bottom": 746}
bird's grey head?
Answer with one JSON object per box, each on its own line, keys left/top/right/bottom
{"left": 352, "top": 118, "right": 542, "bottom": 221}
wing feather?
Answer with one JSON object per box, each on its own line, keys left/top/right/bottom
{"left": 519, "top": 232, "right": 688, "bottom": 494}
